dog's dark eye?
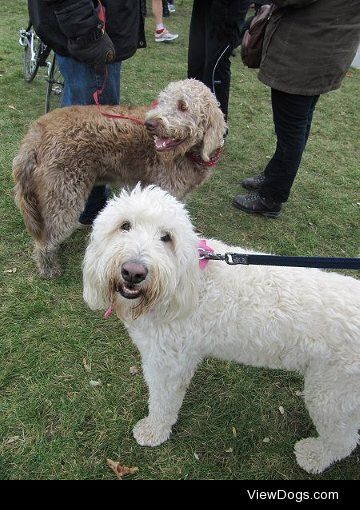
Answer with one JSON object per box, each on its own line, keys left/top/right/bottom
{"left": 161, "top": 233, "right": 172, "bottom": 243}
{"left": 121, "top": 222, "right": 131, "bottom": 231}
{"left": 177, "top": 100, "right": 188, "bottom": 112}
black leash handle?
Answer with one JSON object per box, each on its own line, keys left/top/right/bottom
{"left": 224, "top": 253, "right": 360, "bottom": 270}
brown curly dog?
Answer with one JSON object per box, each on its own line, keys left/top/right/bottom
{"left": 13, "top": 79, "right": 226, "bottom": 277}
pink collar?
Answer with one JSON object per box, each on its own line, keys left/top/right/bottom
{"left": 198, "top": 239, "right": 214, "bottom": 270}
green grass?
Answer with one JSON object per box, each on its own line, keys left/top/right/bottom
{"left": 0, "top": 0, "right": 359, "bottom": 480}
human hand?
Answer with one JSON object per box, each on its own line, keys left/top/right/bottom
{"left": 67, "top": 24, "right": 115, "bottom": 68}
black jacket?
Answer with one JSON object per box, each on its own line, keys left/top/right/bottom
{"left": 28, "top": 0, "right": 146, "bottom": 62}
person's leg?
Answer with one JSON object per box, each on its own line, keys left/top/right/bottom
{"left": 188, "top": 0, "right": 207, "bottom": 83}
{"left": 203, "top": 40, "right": 233, "bottom": 120}
{"left": 162, "top": 0, "right": 169, "bottom": 17}
{"left": 152, "top": 0, "right": 178, "bottom": 41}
{"left": 305, "top": 95, "right": 320, "bottom": 143}
{"left": 240, "top": 93, "right": 318, "bottom": 192}
{"left": 188, "top": 0, "right": 242, "bottom": 120}
{"left": 57, "top": 55, "right": 121, "bottom": 224}
{"left": 57, "top": 55, "right": 121, "bottom": 106}
{"left": 234, "top": 89, "right": 319, "bottom": 217}
{"left": 260, "top": 89, "right": 320, "bottom": 203}
{"left": 152, "top": 0, "right": 163, "bottom": 24}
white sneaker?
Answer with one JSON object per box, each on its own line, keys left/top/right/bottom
{"left": 168, "top": 3, "right": 176, "bottom": 12}
{"left": 155, "top": 28, "right": 179, "bottom": 42}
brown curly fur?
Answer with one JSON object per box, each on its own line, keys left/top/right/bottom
{"left": 12, "top": 79, "right": 226, "bottom": 278}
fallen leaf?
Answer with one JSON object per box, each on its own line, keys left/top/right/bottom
{"left": 5, "top": 436, "right": 20, "bottom": 445}
{"left": 279, "top": 405, "right": 285, "bottom": 415}
{"left": 89, "top": 380, "right": 102, "bottom": 387}
{"left": 295, "top": 390, "right": 303, "bottom": 397}
{"left": 107, "top": 459, "right": 139, "bottom": 480}
{"left": 225, "top": 448, "right": 234, "bottom": 453}
{"left": 83, "top": 358, "right": 91, "bottom": 373}
{"left": 232, "top": 426, "right": 237, "bottom": 438}
{"left": 3, "top": 268, "right": 17, "bottom": 274}
{"left": 346, "top": 71, "right": 353, "bottom": 78}
{"left": 194, "top": 453, "right": 200, "bottom": 461}
{"left": 8, "top": 105, "right": 17, "bottom": 110}
{"left": 263, "top": 437, "right": 270, "bottom": 443}
{"left": 129, "top": 366, "right": 139, "bottom": 375}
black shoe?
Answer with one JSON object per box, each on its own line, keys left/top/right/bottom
{"left": 232, "top": 192, "right": 282, "bottom": 218}
{"left": 241, "top": 171, "right": 266, "bottom": 191}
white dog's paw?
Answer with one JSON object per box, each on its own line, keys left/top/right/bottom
{"left": 294, "top": 438, "right": 331, "bottom": 474}
{"left": 133, "top": 417, "right": 171, "bottom": 447}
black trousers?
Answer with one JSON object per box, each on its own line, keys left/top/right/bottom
{"left": 188, "top": 0, "right": 242, "bottom": 120}
{"left": 260, "top": 89, "right": 320, "bottom": 203}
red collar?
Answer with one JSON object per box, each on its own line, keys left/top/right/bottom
{"left": 187, "top": 147, "right": 223, "bottom": 167}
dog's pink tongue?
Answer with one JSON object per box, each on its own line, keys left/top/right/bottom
{"left": 104, "top": 306, "right": 113, "bottom": 320}
{"left": 154, "top": 137, "right": 171, "bottom": 150}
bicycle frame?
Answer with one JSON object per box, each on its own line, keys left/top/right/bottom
{"left": 19, "top": 25, "right": 37, "bottom": 63}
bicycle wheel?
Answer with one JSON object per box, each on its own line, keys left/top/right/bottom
{"left": 22, "top": 27, "right": 41, "bottom": 83}
{"left": 21, "top": 24, "right": 51, "bottom": 83}
{"left": 45, "top": 54, "right": 64, "bottom": 113}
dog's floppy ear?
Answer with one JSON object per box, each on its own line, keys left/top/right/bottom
{"left": 83, "top": 240, "right": 109, "bottom": 311}
{"left": 200, "top": 101, "right": 227, "bottom": 162}
{"left": 165, "top": 243, "right": 200, "bottom": 320}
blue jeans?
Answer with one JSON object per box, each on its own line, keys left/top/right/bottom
{"left": 57, "top": 55, "right": 121, "bottom": 223}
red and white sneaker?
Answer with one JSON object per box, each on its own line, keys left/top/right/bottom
{"left": 155, "top": 28, "right": 179, "bottom": 42}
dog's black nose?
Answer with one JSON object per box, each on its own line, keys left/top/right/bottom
{"left": 121, "top": 261, "right": 148, "bottom": 284}
{"left": 145, "top": 118, "right": 159, "bottom": 131}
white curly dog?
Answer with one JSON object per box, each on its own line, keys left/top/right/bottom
{"left": 83, "top": 185, "right": 360, "bottom": 474}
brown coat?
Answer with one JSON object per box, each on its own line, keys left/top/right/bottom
{"left": 258, "top": 0, "right": 360, "bottom": 95}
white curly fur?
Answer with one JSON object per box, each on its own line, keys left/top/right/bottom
{"left": 83, "top": 185, "right": 360, "bottom": 474}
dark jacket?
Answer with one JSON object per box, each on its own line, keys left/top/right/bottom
{"left": 259, "top": 0, "right": 360, "bottom": 95}
{"left": 28, "top": 0, "right": 146, "bottom": 62}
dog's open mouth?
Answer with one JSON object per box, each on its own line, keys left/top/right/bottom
{"left": 154, "top": 136, "right": 184, "bottom": 151}
{"left": 117, "top": 283, "right": 142, "bottom": 300}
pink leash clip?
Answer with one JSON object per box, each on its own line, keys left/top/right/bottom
{"left": 198, "top": 239, "right": 214, "bottom": 270}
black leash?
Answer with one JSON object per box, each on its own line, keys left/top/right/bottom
{"left": 198, "top": 249, "right": 360, "bottom": 270}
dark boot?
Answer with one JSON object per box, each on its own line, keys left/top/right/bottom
{"left": 241, "top": 171, "right": 266, "bottom": 191}
{"left": 232, "top": 192, "right": 282, "bottom": 218}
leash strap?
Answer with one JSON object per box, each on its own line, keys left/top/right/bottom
{"left": 199, "top": 250, "right": 360, "bottom": 270}
{"left": 93, "top": 80, "right": 144, "bottom": 124}
{"left": 92, "top": 0, "right": 144, "bottom": 125}
{"left": 226, "top": 253, "right": 360, "bottom": 270}
{"left": 97, "top": 0, "right": 106, "bottom": 26}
